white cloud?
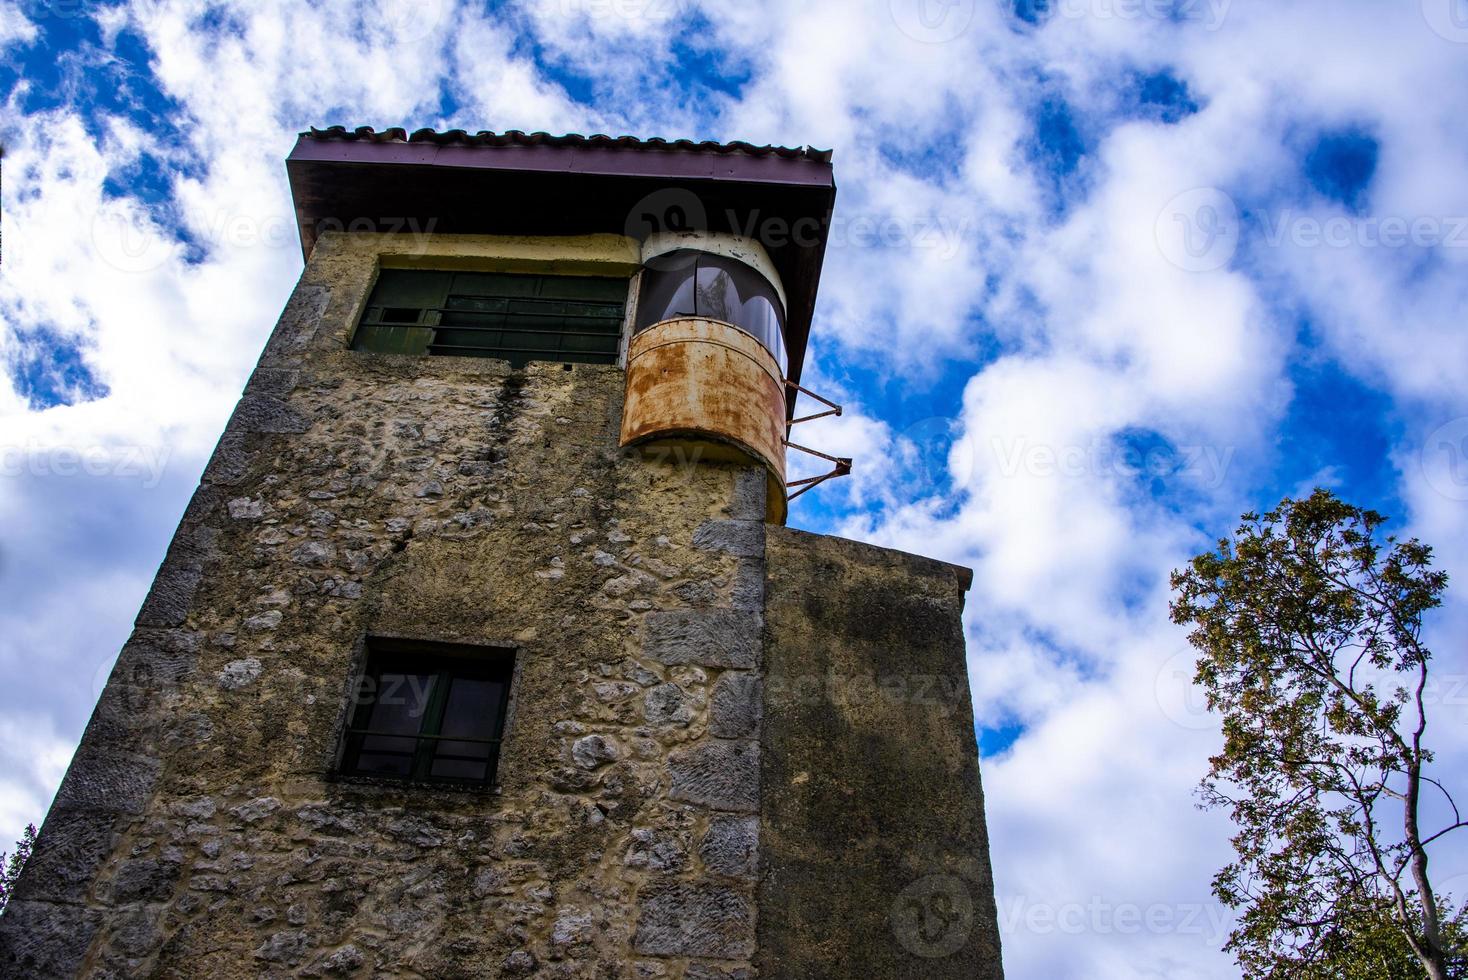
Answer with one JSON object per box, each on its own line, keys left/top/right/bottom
{"left": 0, "top": 714, "right": 73, "bottom": 852}
{"left": 0, "top": 4, "right": 37, "bottom": 51}
{"left": 5, "top": 2, "right": 1468, "bottom": 975}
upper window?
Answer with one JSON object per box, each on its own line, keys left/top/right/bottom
{"left": 338, "top": 639, "right": 514, "bottom": 787}
{"left": 634, "top": 250, "right": 787, "bottom": 375}
{"left": 353, "top": 269, "right": 628, "bottom": 366}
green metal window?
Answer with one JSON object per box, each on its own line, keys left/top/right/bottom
{"left": 338, "top": 639, "right": 514, "bottom": 787}
{"left": 353, "top": 269, "right": 629, "bottom": 366}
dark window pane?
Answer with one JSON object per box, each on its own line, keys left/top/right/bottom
{"left": 429, "top": 756, "right": 490, "bottom": 781}
{"left": 353, "top": 751, "right": 414, "bottom": 777}
{"left": 371, "top": 269, "right": 453, "bottom": 307}
{"left": 694, "top": 263, "right": 739, "bottom": 323}
{"left": 444, "top": 296, "right": 512, "bottom": 315}
{"left": 363, "top": 672, "right": 435, "bottom": 734}
{"left": 339, "top": 642, "right": 513, "bottom": 787}
{"left": 537, "top": 275, "right": 633, "bottom": 302}
{"left": 359, "top": 734, "right": 418, "bottom": 754}
{"left": 354, "top": 271, "right": 627, "bottom": 365}
{"left": 354, "top": 732, "right": 418, "bottom": 777}
{"left": 354, "top": 323, "right": 434, "bottom": 355}
{"left": 634, "top": 250, "right": 787, "bottom": 371}
{"left": 451, "top": 272, "right": 540, "bottom": 297}
{"left": 439, "top": 677, "right": 504, "bottom": 738}
{"left": 429, "top": 715, "right": 494, "bottom": 780}
{"left": 635, "top": 257, "right": 699, "bottom": 329}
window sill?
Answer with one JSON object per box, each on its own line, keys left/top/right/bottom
{"left": 324, "top": 771, "right": 503, "bottom": 798}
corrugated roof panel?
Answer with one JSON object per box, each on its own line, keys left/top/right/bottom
{"left": 302, "top": 126, "right": 834, "bottom": 164}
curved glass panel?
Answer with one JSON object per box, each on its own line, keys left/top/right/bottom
{"left": 636, "top": 250, "right": 787, "bottom": 375}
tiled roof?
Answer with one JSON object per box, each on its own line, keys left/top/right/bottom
{"left": 302, "top": 126, "right": 833, "bottom": 164}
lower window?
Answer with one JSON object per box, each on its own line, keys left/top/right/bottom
{"left": 338, "top": 638, "right": 514, "bottom": 787}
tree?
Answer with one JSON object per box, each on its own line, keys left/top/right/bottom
{"left": 1171, "top": 490, "right": 1467, "bottom": 979}
{"left": 0, "top": 823, "right": 37, "bottom": 915}
{"left": 1289, "top": 894, "right": 1468, "bottom": 979}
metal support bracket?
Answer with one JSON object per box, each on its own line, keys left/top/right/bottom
{"left": 785, "top": 379, "right": 843, "bottom": 426}
{"left": 784, "top": 440, "right": 853, "bottom": 501}
{"left": 781, "top": 380, "right": 853, "bottom": 501}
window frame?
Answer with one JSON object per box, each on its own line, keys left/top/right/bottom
{"left": 632, "top": 249, "right": 789, "bottom": 374}
{"left": 351, "top": 268, "right": 634, "bottom": 367}
{"left": 334, "top": 637, "right": 517, "bottom": 790}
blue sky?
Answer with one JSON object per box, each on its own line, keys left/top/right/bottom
{"left": 4, "top": 1, "right": 1468, "bottom": 976}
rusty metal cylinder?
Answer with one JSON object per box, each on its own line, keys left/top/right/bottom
{"left": 620, "top": 316, "right": 788, "bottom": 523}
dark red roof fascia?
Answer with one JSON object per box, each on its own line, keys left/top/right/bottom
{"left": 285, "top": 127, "right": 837, "bottom": 395}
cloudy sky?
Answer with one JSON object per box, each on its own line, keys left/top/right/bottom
{"left": 4, "top": 0, "right": 1468, "bottom": 974}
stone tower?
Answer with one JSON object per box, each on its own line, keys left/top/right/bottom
{"left": 0, "top": 128, "right": 1004, "bottom": 979}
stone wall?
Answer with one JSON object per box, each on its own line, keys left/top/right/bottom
{"left": 0, "top": 232, "right": 771, "bottom": 979}
{"left": 758, "top": 527, "right": 1004, "bottom": 979}
{"left": 0, "top": 230, "right": 1002, "bottom": 980}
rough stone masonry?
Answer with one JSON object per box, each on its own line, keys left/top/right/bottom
{"left": 0, "top": 231, "right": 1004, "bottom": 979}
